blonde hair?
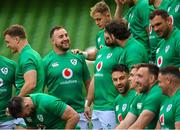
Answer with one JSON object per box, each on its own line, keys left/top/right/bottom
{"left": 90, "top": 1, "right": 110, "bottom": 17}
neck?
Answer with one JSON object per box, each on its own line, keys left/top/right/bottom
{"left": 154, "top": 0, "right": 162, "bottom": 8}
{"left": 165, "top": 26, "right": 173, "bottom": 40}
{"left": 53, "top": 47, "right": 67, "bottom": 55}
{"left": 18, "top": 39, "right": 28, "bottom": 53}
{"left": 117, "top": 36, "right": 130, "bottom": 47}
{"left": 168, "top": 84, "right": 180, "bottom": 97}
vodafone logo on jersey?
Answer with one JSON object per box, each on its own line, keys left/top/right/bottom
{"left": 159, "top": 114, "right": 164, "bottom": 125}
{"left": 62, "top": 68, "right": 73, "bottom": 79}
{"left": 157, "top": 56, "right": 163, "bottom": 67}
{"left": 96, "top": 61, "right": 103, "bottom": 72}
{"left": 118, "top": 114, "right": 123, "bottom": 123}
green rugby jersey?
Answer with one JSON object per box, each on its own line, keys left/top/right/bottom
{"left": 130, "top": 84, "right": 164, "bottom": 129}
{"left": 159, "top": 89, "right": 180, "bottom": 129}
{"left": 25, "top": 93, "right": 67, "bottom": 129}
{"left": 156, "top": 28, "right": 180, "bottom": 67}
{"left": 0, "top": 56, "right": 16, "bottom": 122}
{"left": 114, "top": 89, "right": 137, "bottom": 125}
{"left": 43, "top": 51, "right": 90, "bottom": 113}
{"left": 94, "top": 46, "right": 123, "bottom": 110}
{"left": 118, "top": 36, "right": 148, "bottom": 69}
{"left": 15, "top": 44, "right": 44, "bottom": 95}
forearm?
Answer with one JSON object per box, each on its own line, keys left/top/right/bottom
{"left": 65, "top": 114, "right": 79, "bottom": 129}
{"left": 18, "top": 83, "right": 35, "bottom": 96}
{"left": 114, "top": 4, "right": 124, "bottom": 20}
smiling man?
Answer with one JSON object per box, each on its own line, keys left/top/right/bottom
{"left": 3, "top": 24, "right": 44, "bottom": 97}
{"left": 112, "top": 64, "right": 137, "bottom": 126}
{"left": 150, "top": 9, "right": 180, "bottom": 68}
{"left": 43, "top": 26, "right": 91, "bottom": 129}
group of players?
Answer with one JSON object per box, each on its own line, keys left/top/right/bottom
{"left": 0, "top": 0, "right": 180, "bottom": 129}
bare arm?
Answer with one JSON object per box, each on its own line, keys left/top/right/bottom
{"left": 114, "top": 0, "right": 124, "bottom": 20}
{"left": 71, "top": 48, "right": 97, "bottom": 61}
{"left": 155, "top": 121, "right": 161, "bottom": 130}
{"left": 85, "top": 79, "right": 91, "bottom": 93}
{"left": 86, "top": 49, "right": 97, "bottom": 61}
{"left": 116, "top": 112, "right": 137, "bottom": 129}
{"left": 61, "top": 105, "right": 80, "bottom": 129}
{"left": 128, "top": 110, "right": 155, "bottom": 129}
{"left": 18, "top": 70, "right": 37, "bottom": 97}
{"left": 175, "top": 122, "right": 180, "bottom": 129}
{"left": 84, "top": 76, "right": 94, "bottom": 120}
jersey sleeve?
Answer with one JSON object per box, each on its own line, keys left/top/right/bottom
{"left": 143, "top": 88, "right": 163, "bottom": 114}
{"left": 22, "top": 58, "right": 37, "bottom": 74}
{"left": 48, "top": 98, "right": 67, "bottom": 117}
{"left": 129, "top": 95, "right": 140, "bottom": 116}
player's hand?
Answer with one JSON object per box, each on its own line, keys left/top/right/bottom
{"left": 84, "top": 106, "right": 92, "bottom": 120}
{"left": 115, "top": 0, "right": 125, "bottom": 5}
{"left": 71, "top": 49, "right": 83, "bottom": 54}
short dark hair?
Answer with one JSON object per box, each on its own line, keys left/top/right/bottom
{"left": 105, "top": 19, "right": 130, "bottom": 40}
{"left": 3, "top": 24, "right": 26, "bottom": 39}
{"left": 137, "top": 63, "right": 159, "bottom": 80}
{"left": 149, "top": 9, "right": 169, "bottom": 20}
{"left": 8, "top": 96, "right": 24, "bottom": 118}
{"left": 112, "top": 64, "right": 129, "bottom": 74}
{"left": 50, "top": 26, "right": 63, "bottom": 38}
{"left": 159, "top": 66, "right": 180, "bottom": 79}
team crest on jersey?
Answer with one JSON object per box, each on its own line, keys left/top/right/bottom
{"left": 70, "top": 59, "right": 77, "bottom": 65}
{"left": 97, "top": 55, "right": 102, "bottom": 59}
{"left": 96, "top": 61, "right": 103, "bottom": 72}
{"left": 37, "top": 114, "right": 44, "bottom": 122}
{"left": 160, "top": 105, "right": 164, "bottom": 111}
{"left": 118, "top": 114, "right": 123, "bottom": 122}
{"left": 0, "top": 78, "right": 3, "bottom": 87}
{"left": 175, "top": 5, "right": 179, "bottom": 12}
{"left": 137, "top": 103, "right": 142, "bottom": 109}
{"left": 157, "top": 56, "right": 163, "bottom": 67}
{"left": 149, "top": 25, "right": 152, "bottom": 34}
{"left": 26, "top": 117, "right": 32, "bottom": 122}
{"left": 156, "top": 48, "right": 160, "bottom": 53}
{"left": 62, "top": 68, "right": 73, "bottom": 79}
{"left": 52, "top": 62, "right": 59, "bottom": 68}
{"left": 98, "top": 37, "right": 101, "bottom": 43}
{"left": 116, "top": 105, "right": 119, "bottom": 111}
{"left": 106, "top": 53, "right": 112, "bottom": 59}
{"left": 1, "top": 67, "right": 8, "bottom": 75}
{"left": 122, "top": 104, "right": 127, "bottom": 112}
{"left": 165, "top": 45, "right": 170, "bottom": 53}
{"left": 159, "top": 114, "right": 164, "bottom": 125}
{"left": 166, "top": 104, "right": 172, "bottom": 112}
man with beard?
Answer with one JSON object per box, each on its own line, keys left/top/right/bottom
{"left": 43, "top": 26, "right": 91, "bottom": 129}
{"left": 112, "top": 64, "right": 137, "bottom": 125}
{"left": 114, "top": 0, "right": 150, "bottom": 53}
{"left": 116, "top": 63, "right": 164, "bottom": 129}
{"left": 84, "top": 27, "right": 123, "bottom": 129}
{"left": 148, "top": 0, "right": 170, "bottom": 63}
{"left": 156, "top": 66, "right": 180, "bottom": 129}
{"left": 7, "top": 93, "right": 79, "bottom": 129}
{"left": 150, "top": 9, "right": 180, "bottom": 68}
{"left": 3, "top": 24, "right": 45, "bottom": 97}
{"left": 105, "top": 20, "right": 148, "bottom": 69}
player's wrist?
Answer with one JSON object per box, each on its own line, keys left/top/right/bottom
{"left": 82, "top": 51, "right": 88, "bottom": 59}
{"left": 84, "top": 99, "right": 89, "bottom": 107}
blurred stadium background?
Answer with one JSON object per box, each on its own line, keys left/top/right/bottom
{"left": 0, "top": 0, "right": 115, "bottom": 64}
